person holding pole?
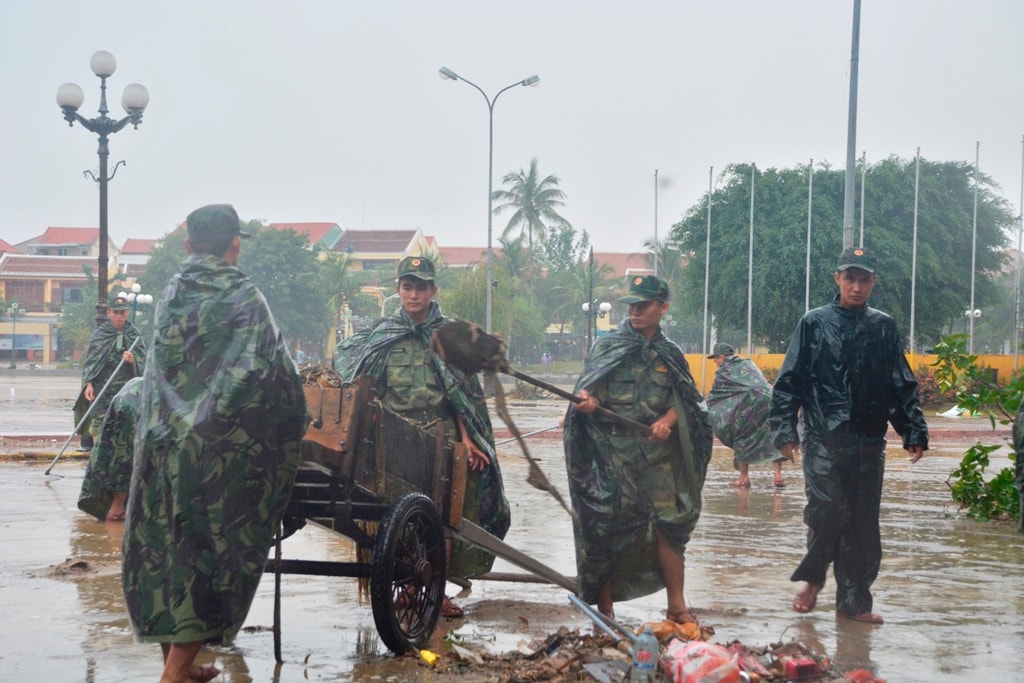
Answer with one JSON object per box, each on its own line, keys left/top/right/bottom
{"left": 564, "top": 275, "right": 713, "bottom": 624}
{"left": 72, "top": 291, "right": 145, "bottom": 452}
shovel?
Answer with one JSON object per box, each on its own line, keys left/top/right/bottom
{"left": 432, "top": 320, "right": 651, "bottom": 437}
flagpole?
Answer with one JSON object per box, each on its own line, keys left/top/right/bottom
{"left": 806, "top": 159, "right": 813, "bottom": 312}
{"left": 747, "top": 163, "right": 755, "bottom": 355}
{"left": 910, "top": 148, "right": 921, "bottom": 360}
{"left": 702, "top": 166, "right": 713, "bottom": 393}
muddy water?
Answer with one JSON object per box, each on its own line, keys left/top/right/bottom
{"left": 1, "top": 380, "right": 1023, "bottom": 682}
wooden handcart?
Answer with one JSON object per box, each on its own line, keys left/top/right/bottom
{"left": 273, "top": 376, "right": 576, "bottom": 654}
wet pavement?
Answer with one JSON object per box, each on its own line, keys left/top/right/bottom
{"left": 1, "top": 373, "right": 1023, "bottom": 682}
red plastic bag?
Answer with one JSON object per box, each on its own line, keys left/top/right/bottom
{"left": 663, "top": 639, "right": 741, "bottom": 683}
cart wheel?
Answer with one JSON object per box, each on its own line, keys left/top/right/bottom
{"left": 370, "top": 492, "right": 447, "bottom": 654}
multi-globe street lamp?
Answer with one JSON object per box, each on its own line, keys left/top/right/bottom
{"left": 124, "top": 283, "right": 153, "bottom": 325}
{"left": 56, "top": 50, "right": 149, "bottom": 329}
{"left": 438, "top": 66, "right": 540, "bottom": 334}
{"left": 581, "top": 300, "right": 611, "bottom": 358}
{"left": 6, "top": 301, "right": 27, "bottom": 369}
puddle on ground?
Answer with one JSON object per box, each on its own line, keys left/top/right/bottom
{"left": 2, "top": 381, "right": 1022, "bottom": 682}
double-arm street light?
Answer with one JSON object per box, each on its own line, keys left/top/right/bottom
{"left": 438, "top": 66, "right": 539, "bottom": 334}
{"left": 7, "top": 302, "right": 27, "bottom": 369}
{"left": 581, "top": 300, "right": 612, "bottom": 355}
{"left": 57, "top": 50, "right": 149, "bottom": 329}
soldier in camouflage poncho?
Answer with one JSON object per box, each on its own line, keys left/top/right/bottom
{"left": 72, "top": 291, "right": 146, "bottom": 449}
{"left": 123, "top": 205, "right": 306, "bottom": 683}
{"left": 78, "top": 376, "right": 142, "bottom": 522}
{"left": 333, "top": 255, "right": 510, "bottom": 619}
{"left": 564, "top": 275, "right": 712, "bottom": 623}
{"left": 706, "top": 343, "right": 788, "bottom": 488}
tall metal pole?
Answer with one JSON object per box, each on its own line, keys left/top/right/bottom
{"left": 586, "top": 246, "right": 594, "bottom": 357}
{"left": 859, "top": 151, "right": 866, "bottom": 246}
{"left": 843, "top": 0, "right": 862, "bottom": 249}
{"left": 969, "top": 141, "right": 979, "bottom": 353}
{"left": 1016, "top": 134, "right": 1024, "bottom": 371}
{"left": 806, "top": 159, "right": 813, "bottom": 312}
{"left": 653, "top": 169, "right": 659, "bottom": 277}
{"left": 910, "top": 148, "right": 921, "bottom": 356}
{"left": 702, "top": 166, "right": 713, "bottom": 393}
{"left": 57, "top": 51, "right": 148, "bottom": 329}
{"left": 747, "top": 164, "right": 755, "bottom": 355}
{"left": 438, "top": 67, "right": 539, "bottom": 335}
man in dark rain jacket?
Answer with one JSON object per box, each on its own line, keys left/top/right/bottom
{"left": 565, "top": 275, "right": 712, "bottom": 623}
{"left": 333, "top": 255, "right": 510, "bottom": 619}
{"left": 73, "top": 291, "right": 146, "bottom": 450}
{"left": 1013, "top": 401, "right": 1024, "bottom": 538}
{"left": 123, "top": 204, "right": 306, "bottom": 683}
{"left": 770, "top": 246, "right": 928, "bottom": 625}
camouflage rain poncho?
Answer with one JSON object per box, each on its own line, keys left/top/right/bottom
{"left": 73, "top": 319, "right": 146, "bottom": 436}
{"left": 333, "top": 301, "right": 510, "bottom": 577}
{"left": 706, "top": 355, "right": 784, "bottom": 468}
{"left": 563, "top": 321, "right": 712, "bottom": 604}
{"left": 123, "top": 253, "right": 306, "bottom": 645}
{"left": 78, "top": 376, "right": 142, "bottom": 521}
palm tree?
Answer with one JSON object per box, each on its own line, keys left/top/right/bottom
{"left": 491, "top": 157, "right": 572, "bottom": 253}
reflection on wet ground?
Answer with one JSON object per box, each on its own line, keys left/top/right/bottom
{"left": 1, "top": 391, "right": 1023, "bottom": 682}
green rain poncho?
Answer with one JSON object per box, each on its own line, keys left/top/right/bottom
{"left": 123, "top": 253, "right": 307, "bottom": 645}
{"left": 563, "top": 321, "right": 712, "bottom": 604}
{"left": 333, "top": 301, "right": 510, "bottom": 577}
{"left": 78, "top": 376, "right": 143, "bottom": 521}
{"left": 706, "top": 354, "right": 784, "bottom": 468}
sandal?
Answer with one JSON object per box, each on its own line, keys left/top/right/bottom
{"left": 666, "top": 608, "right": 697, "bottom": 625}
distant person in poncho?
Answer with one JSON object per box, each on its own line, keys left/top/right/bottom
{"left": 332, "top": 255, "right": 510, "bottom": 620}
{"left": 73, "top": 291, "right": 146, "bottom": 452}
{"left": 706, "top": 343, "right": 789, "bottom": 488}
{"left": 122, "top": 204, "right": 307, "bottom": 683}
{"left": 564, "top": 275, "right": 712, "bottom": 623}
{"left": 78, "top": 376, "right": 142, "bottom": 522}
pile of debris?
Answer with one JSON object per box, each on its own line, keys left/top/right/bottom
{"left": 410, "top": 625, "right": 884, "bottom": 682}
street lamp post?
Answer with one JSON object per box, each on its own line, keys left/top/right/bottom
{"left": 438, "top": 66, "right": 540, "bottom": 334}
{"left": 7, "top": 302, "right": 27, "bottom": 369}
{"left": 963, "top": 308, "right": 981, "bottom": 341}
{"left": 123, "top": 283, "right": 153, "bottom": 325}
{"left": 57, "top": 50, "right": 149, "bottom": 329}
{"left": 581, "top": 300, "right": 611, "bottom": 356}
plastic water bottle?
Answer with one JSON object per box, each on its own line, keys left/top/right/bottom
{"left": 630, "top": 626, "right": 660, "bottom": 682}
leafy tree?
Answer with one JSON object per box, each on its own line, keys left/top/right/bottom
{"left": 137, "top": 220, "right": 331, "bottom": 356}
{"left": 671, "top": 159, "right": 1016, "bottom": 352}
{"left": 241, "top": 227, "right": 330, "bottom": 356}
{"left": 492, "top": 157, "right": 572, "bottom": 253}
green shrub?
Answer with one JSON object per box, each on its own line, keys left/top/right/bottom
{"left": 931, "top": 334, "right": 1021, "bottom": 522}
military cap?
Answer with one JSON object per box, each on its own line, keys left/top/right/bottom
{"left": 836, "top": 246, "right": 876, "bottom": 273}
{"left": 617, "top": 275, "right": 669, "bottom": 304}
{"left": 186, "top": 204, "right": 251, "bottom": 244}
{"left": 396, "top": 256, "right": 436, "bottom": 282}
{"left": 108, "top": 291, "right": 130, "bottom": 311}
{"left": 707, "top": 342, "right": 735, "bottom": 358}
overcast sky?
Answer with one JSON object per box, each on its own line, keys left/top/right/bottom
{"left": 2, "top": 1, "right": 1021, "bottom": 254}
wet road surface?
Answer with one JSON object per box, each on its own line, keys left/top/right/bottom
{"left": 1, "top": 373, "right": 1023, "bottom": 682}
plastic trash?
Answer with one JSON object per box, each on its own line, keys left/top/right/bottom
{"left": 664, "top": 639, "right": 741, "bottom": 683}
{"left": 630, "top": 626, "right": 660, "bottom": 682}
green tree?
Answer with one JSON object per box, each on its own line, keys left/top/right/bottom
{"left": 671, "top": 159, "right": 1016, "bottom": 352}
{"left": 491, "top": 157, "right": 572, "bottom": 253}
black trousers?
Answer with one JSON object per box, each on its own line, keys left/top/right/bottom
{"left": 791, "top": 433, "right": 885, "bottom": 616}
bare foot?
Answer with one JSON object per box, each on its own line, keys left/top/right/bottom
{"left": 729, "top": 478, "right": 751, "bottom": 488}
{"left": 441, "top": 596, "right": 464, "bottom": 619}
{"left": 793, "top": 582, "right": 822, "bottom": 613}
{"left": 666, "top": 607, "right": 696, "bottom": 625}
{"left": 837, "top": 610, "right": 884, "bottom": 624}
{"left": 189, "top": 663, "right": 220, "bottom": 682}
